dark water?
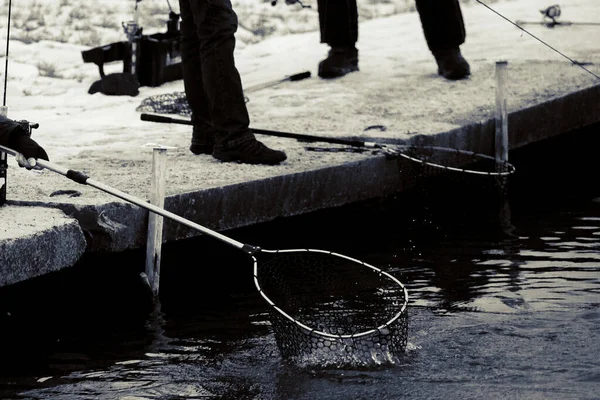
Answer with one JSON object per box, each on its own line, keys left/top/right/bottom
{"left": 1, "top": 124, "right": 600, "bottom": 399}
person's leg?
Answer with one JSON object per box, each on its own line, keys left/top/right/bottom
{"left": 317, "top": 0, "right": 359, "bottom": 79}
{"left": 178, "top": 0, "right": 214, "bottom": 155}
{"left": 415, "top": 0, "right": 470, "bottom": 80}
{"left": 179, "top": 0, "right": 286, "bottom": 164}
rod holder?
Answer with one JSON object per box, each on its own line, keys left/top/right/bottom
{"left": 0, "top": 106, "right": 8, "bottom": 206}
{"left": 495, "top": 61, "right": 509, "bottom": 163}
{"left": 145, "top": 147, "right": 168, "bottom": 297}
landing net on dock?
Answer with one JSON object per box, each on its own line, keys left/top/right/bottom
{"left": 136, "top": 92, "right": 191, "bottom": 116}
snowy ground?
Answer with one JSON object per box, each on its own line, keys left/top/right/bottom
{"left": 0, "top": 0, "right": 598, "bottom": 206}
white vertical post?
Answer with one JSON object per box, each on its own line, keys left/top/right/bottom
{"left": 495, "top": 61, "right": 509, "bottom": 163}
{"left": 494, "top": 61, "right": 515, "bottom": 235}
{"left": 0, "top": 106, "right": 8, "bottom": 205}
{"left": 145, "top": 147, "right": 168, "bottom": 297}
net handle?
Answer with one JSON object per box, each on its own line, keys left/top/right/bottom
{"left": 252, "top": 248, "right": 409, "bottom": 340}
{"left": 0, "top": 144, "right": 251, "bottom": 251}
{"left": 0, "top": 144, "right": 408, "bottom": 337}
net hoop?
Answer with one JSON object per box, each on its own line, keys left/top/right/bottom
{"left": 394, "top": 145, "right": 516, "bottom": 177}
{"left": 252, "top": 248, "right": 409, "bottom": 340}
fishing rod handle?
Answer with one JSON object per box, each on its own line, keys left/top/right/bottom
{"left": 288, "top": 71, "right": 311, "bottom": 81}
{"left": 140, "top": 113, "right": 192, "bottom": 125}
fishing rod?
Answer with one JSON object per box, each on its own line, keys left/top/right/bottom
{"left": 474, "top": 0, "right": 600, "bottom": 81}
{"left": 0, "top": 0, "right": 13, "bottom": 205}
{"left": 245, "top": 71, "right": 311, "bottom": 93}
{"left": 122, "top": 0, "right": 143, "bottom": 79}
{"left": 271, "top": 0, "right": 311, "bottom": 8}
{"left": 140, "top": 112, "right": 387, "bottom": 148}
{"left": 515, "top": 20, "right": 600, "bottom": 27}
{"left": 517, "top": 5, "right": 600, "bottom": 28}
{"left": 139, "top": 113, "right": 516, "bottom": 177}
{"left": 2, "top": 0, "right": 10, "bottom": 110}
{"left": 518, "top": 4, "right": 600, "bottom": 28}
{"left": 1, "top": 0, "right": 40, "bottom": 206}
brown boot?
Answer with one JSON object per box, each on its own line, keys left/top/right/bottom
{"left": 433, "top": 47, "right": 471, "bottom": 80}
{"left": 318, "top": 47, "right": 359, "bottom": 79}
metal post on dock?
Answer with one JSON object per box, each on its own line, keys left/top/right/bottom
{"left": 495, "top": 61, "right": 509, "bottom": 164}
{"left": 0, "top": 106, "right": 9, "bottom": 206}
{"left": 494, "top": 60, "right": 515, "bottom": 235}
{"left": 145, "top": 146, "right": 168, "bottom": 297}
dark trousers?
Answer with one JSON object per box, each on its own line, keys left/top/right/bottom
{"left": 178, "top": 0, "right": 253, "bottom": 147}
{"left": 316, "top": 0, "right": 466, "bottom": 52}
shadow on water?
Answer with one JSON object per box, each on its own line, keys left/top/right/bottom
{"left": 0, "top": 122, "right": 599, "bottom": 399}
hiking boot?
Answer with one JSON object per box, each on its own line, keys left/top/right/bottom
{"left": 433, "top": 47, "right": 471, "bottom": 80}
{"left": 213, "top": 139, "right": 287, "bottom": 165}
{"left": 190, "top": 143, "right": 214, "bottom": 155}
{"left": 190, "top": 127, "right": 215, "bottom": 155}
{"left": 318, "top": 46, "right": 359, "bottom": 79}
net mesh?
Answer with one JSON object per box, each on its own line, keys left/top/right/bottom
{"left": 396, "top": 145, "right": 514, "bottom": 184}
{"left": 395, "top": 144, "right": 514, "bottom": 208}
{"left": 393, "top": 144, "right": 515, "bottom": 239}
{"left": 255, "top": 250, "right": 408, "bottom": 368}
{"left": 135, "top": 92, "right": 249, "bottom": 116}
{"left": 136, "top": 92, "right": 191, "bottom": 116}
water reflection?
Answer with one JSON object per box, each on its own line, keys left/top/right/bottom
{"left": 1, "top": 188, "right": 600, "bottom": 399}
{"left": 398, "top": 194, "right": 600, "bottom": 314}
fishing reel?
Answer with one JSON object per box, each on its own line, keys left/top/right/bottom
{"left": 166, "top": 11, "right": 180, "bottom": 36}
{"left": 0, "top": 119, "right": 38, "bottom": 206}
{"left": 122, "top": 21, "right": 143, "bottom": 42}
{"left": 271, "top": 0, "right": 311, "bottom": 8}
{"left": 16, "top": 119, "right": 39, "bottom": 137}
{"left": 540, "top": 4, "right": 561, "bottom": 24}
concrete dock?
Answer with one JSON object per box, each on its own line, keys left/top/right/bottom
{"left": 1, "top": 0, "right": 599, "bottom": 287}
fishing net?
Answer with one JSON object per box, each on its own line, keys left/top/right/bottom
{"left": 135, "top": 92, "right": 250, "bottom": 116}
{"left": 136, "top": 91, "right": 191, "bottom": 116}
{"left": 395, "top": 144, "right": 514, "bottom": 190}
{"left": 391, "top": 144, "right": 515, "bottom": 210}
{"left": 253, "top": 249, "right": 409, "bottom": 368}
{"left": 391, "top": 144, "right": 516, "bottom": 238}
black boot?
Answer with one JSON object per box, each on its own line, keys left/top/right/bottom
{"left": 213, "top": 138, "right": 287, "bottom": 165}
{"left": 318, "top": 47, "right": 359, "bottom": 79}
{"left": 190, "top": 142, "right": 214, "bottom": 155}
{"left": 190, "top": 126, "right": 215, "bottom": 155}
{"left": 190, "top": 141, "right": 214, "bottom": 155}
{"left": 433, "top": 47, "right": 470, "bottom": 80}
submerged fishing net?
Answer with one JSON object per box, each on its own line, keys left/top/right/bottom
{"left": 395, "top": 144, "right": 514, "bottom": 189}
{"left": 389, "top": 143, "right": 516, "bottom": 205}
{"left": 254, "top": 249, "right": 408, "bottom": 368}
{"left": 392, "top": 143, "right": 516, "bottom": 237}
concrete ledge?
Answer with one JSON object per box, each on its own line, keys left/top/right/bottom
{"left": 1, "top": 0, "right": 599, "bottom": 288}
{"left": 6, "top": 81, "right": 599, "bottom": 256}
{"left": 410, "top": 83, "right": 600, "bottom": 154}
{"left": 161, "top": 156, "right": 406, "bottom": 241}
{"left": 0, "top": 206, "right": 87, "bottom": 287}
{"left": 11, "top": 156, "right": 404, "bottom": 251}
